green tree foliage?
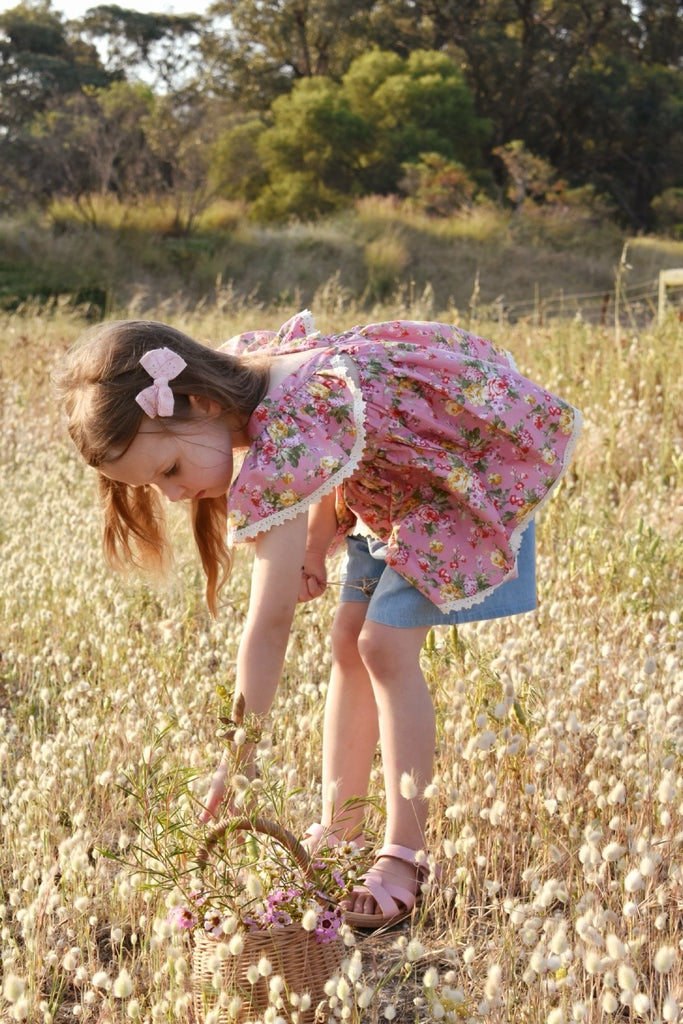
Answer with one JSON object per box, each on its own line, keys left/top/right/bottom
{"left": 252, "top": 49, "right": 486, "bottom": 218}
{"left": 557, "top": 56, "right": 683, "bottom": 226}
{"left": 211, "top": 118, "right": 269, "bottom": 202}
{"left": 253, "top": 76, "right": 370, "bottom": 219}
{"left": 142, "top": 94, "right": 243, "bottom": 234}
{"left": 400, "top": 152, "right": 477, "bottom": 216}
{"left": 343, "top": 49, "right": 486, "bottom": 193}
{"left": 79, "top": 5, "right": 204, "bottom": 92}
{"left": 0, "top": 0, "right": 680, "bottom": 231}
{"left": 0, "top": 2, "right": 111, "bottom": 136}
{"left": 27, "top": 82, "right": 156, "bottom": 216}
{"left": 634, "top": 0, "right": 683, "bottom": 68}
{"left": 202, "top": 0, "right": 378, "bottom": 106}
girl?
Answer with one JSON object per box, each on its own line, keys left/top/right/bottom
{"left": 54, "top": 310, "right": 580, "bottom": 931}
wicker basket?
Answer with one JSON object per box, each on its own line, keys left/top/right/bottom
{"left": 191, "top": 816, "right": 344, "bottom": 1024}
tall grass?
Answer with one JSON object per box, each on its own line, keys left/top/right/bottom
{"left": 0, "top": 296, "right": 681, "bottom": 1023}
{"left": 3, "top": 201, "right": 683, "bottom": 320}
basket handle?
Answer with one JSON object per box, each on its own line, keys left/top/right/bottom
{"left": 197, "top": 815, "right": 313, "bottom": 877}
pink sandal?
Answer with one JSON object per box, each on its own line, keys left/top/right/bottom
{"left": 343, "top": 844, "right": 428, "bottom": 930}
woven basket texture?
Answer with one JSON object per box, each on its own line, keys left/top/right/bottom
{"left": 192, "top": 925, "right": 343, "bottom": 1023}
{"left": 191, "top": 815, "right": 344, "bottom": 1023}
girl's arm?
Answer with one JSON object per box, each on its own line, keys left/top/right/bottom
{"left": 200, "top": 512, "right": 308, "bottom": 821}
{"left": 298, "top": 490, "right": 338, "bottom": 602}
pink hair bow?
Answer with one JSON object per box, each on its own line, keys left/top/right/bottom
{"left": 135, "top": 347, "right": 187, "bottom": 418}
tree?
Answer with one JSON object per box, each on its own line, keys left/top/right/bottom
{"left": 342, "top": 49, "right": 487, "bottom": 193}
{"left": 142, "top": 93, "right": 241, "bottom": 233}
{"left": 400, "top": 152, "right": 477, "bottom": 216}
{"left": 27, "top": 81, "right": 156, "bottom": 215}
{"left": 634, "top": 0, "right": 683, "bottom": 68}
{"left": 200, "top": 0, "right": 380, "bottom": 105}
{"left": 78, "top": 5, "right": 204, "bottom": 93}
{"left": 558, "top": 56, "right": 683, "bottom": 227}
{"left": 0, "top": 2, "right": 111, "bottom": 137}
{"left": 254, "top": 76, "right": 370, "bottom": 218}
{"left": 251, "top": 49, "right": 486, "bottom": 218}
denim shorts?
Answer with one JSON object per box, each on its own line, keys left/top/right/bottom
{"left": 338, "top": 524, "right": 536, "bottom": 627}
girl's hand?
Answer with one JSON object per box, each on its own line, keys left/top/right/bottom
{"left": 199, "top": 755, "right": 230, "bottom": 823}
{"left": 299, "top": 550, "right": 328, "bottom": 602}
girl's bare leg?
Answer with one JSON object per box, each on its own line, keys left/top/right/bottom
{"left": 345, "top": 621, "right": 434, "bottom": 916}
{"left": 318, "top": 601, "right": 379, "bottom": 840}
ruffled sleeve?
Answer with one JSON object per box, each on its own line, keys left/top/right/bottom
{"left": 221, "top": 309, "right": 321, "bottom": 356}
{"left": 228, "top": 354, "right": 366, "bottom": 543}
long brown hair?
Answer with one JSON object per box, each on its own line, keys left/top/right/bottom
{"left": 53, "top": 319, "right": 270, "bottom": 614}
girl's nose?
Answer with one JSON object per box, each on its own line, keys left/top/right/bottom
{"left": 153, "top": 481, "right": 184, "bottom": 502}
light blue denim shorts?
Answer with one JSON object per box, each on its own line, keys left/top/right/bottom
{"left": 339, "top": 524, "right": 536, "bottom": 627}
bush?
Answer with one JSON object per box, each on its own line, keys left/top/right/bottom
{"left": 400, "top": 152, "right": 477, "bottom": 216}
{"left": 651, "top": 188, "right": 683, "bottom": 238}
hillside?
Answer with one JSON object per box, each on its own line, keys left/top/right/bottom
{"left": 2, "top": 201, "right": 682, "bottom": 325}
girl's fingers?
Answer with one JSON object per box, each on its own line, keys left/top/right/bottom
{"left": 199, "top": 763, "right": 228, "bottom": 822}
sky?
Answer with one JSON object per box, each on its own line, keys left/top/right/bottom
{"left": 0, "top": 0, "right": 212, "bottom": 16}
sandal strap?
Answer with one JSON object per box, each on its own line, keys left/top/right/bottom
{"left": 375, "top": 844, "right": 422, "bottom": 866}
{"left": 356, "top": 864, "right": 418, "bottom": 918}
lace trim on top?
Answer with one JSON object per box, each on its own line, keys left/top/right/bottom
{"left": 229, "top": 353, "right": 367, "bottom": 544}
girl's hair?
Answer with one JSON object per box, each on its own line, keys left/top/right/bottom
{"left": 52, "top": 319, "right": 270, "bottom": 614}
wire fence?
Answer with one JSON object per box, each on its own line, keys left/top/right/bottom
{"left": 487, "top": 275, "right": 683, "bottom": 328}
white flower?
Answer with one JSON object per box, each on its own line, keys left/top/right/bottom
{"left": 605, "top": 934, "right": 627, "bottom": 960}
{"left": 112, "top": 969, "right": 133, "bottom": 998}
{"left": 257, "top": 956, "right": 272, "bottom": 977}
{"left": 607, "top": 781, "right": 626, "bottom": 805}
{"left": 624, "top": 869, "right": 645, "bottom": 893}
{"left": 400, "top": 772, "right": 418, "bottom": 799}
{"left": 547, "top": 1009, "right": 565, "bottom": 1024}
{"left": 126, "top": 998, "right": 141, "bottom": 1019}
{"left": 91, "top": 971, "right": 110, "bottom": 990}
{"left": 246, "top": 873, "right": 263, "bottom": 898}
{"left": 653, "top": 946, "right": 676, "bottom": 974}
{"left": 617, "top": 964, "right": 637, "bottom": 992}
{"left": 405, "top": 938, "right": 425, "bottom": 961}
{"left": 358, "top": 987, "right": 374, "bottom": 1009}
{"left": 228, "top": 933, "right": 245, "bottom": 956}
{"left": 3, "top": 976, "right": 25, "bottom": 1003}
{"left": 633, "top": 993, "right": 650, "bottom": 1015}
{"left": 9, "top": 996, "right": 29, "bottom": 1021}
{"left": 246, "top": 965, "right": 260, "bottom": 985}
{"left": 422, "top": 967, "right": 439, "bottom": 989}
{"left": 663, "top": 994, "right": 680, "bottom": 1021}
{"left": 301, "top": 908, "right": 318, "bottom": 932}
{"left": 602, "top": 991, "right": 618, "bottom": 1014}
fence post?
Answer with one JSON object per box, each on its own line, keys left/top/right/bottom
{"left": 658, "top": 268, "right": 683, "bottom": 324}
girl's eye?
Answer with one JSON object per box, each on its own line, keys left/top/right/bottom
{"left": 163, "top": 463, "right": 178, "bottom": 478}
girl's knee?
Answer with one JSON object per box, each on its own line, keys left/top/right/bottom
{"left": 330, "top": 603, "right": 366, "bottom": 667}
{"left": 357, "top": 622, "right": 424, "bottom": 678}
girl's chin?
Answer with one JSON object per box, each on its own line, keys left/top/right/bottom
{"left": 195, "top": 487, "right": 228, "bottom": 500}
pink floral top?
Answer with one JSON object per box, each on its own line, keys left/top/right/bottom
{"left": 225, "top": 312, "right": 581, "bottom": 612}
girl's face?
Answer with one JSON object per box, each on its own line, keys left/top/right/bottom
{"left": 100, "top": 399, "right": 234, "bottom": 502}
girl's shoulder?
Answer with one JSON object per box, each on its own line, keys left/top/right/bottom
{"left": 221, "top": 309, "right": 322, "bottom": 356}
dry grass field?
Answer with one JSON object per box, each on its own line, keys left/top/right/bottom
{"left": 0, "top": 292, "right": 681, "bottom": 1023}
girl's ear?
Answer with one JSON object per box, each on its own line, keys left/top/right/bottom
{"left": 188, "top": 394, "right": 223, "bottom": 418}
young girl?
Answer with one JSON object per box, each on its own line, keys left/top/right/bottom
{"left": 54, "top": 310, "right": 580, "bottom": 930}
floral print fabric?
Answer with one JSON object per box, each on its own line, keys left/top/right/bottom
{"left": 227, "top": 313, "right": 581, "bottom": 612}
